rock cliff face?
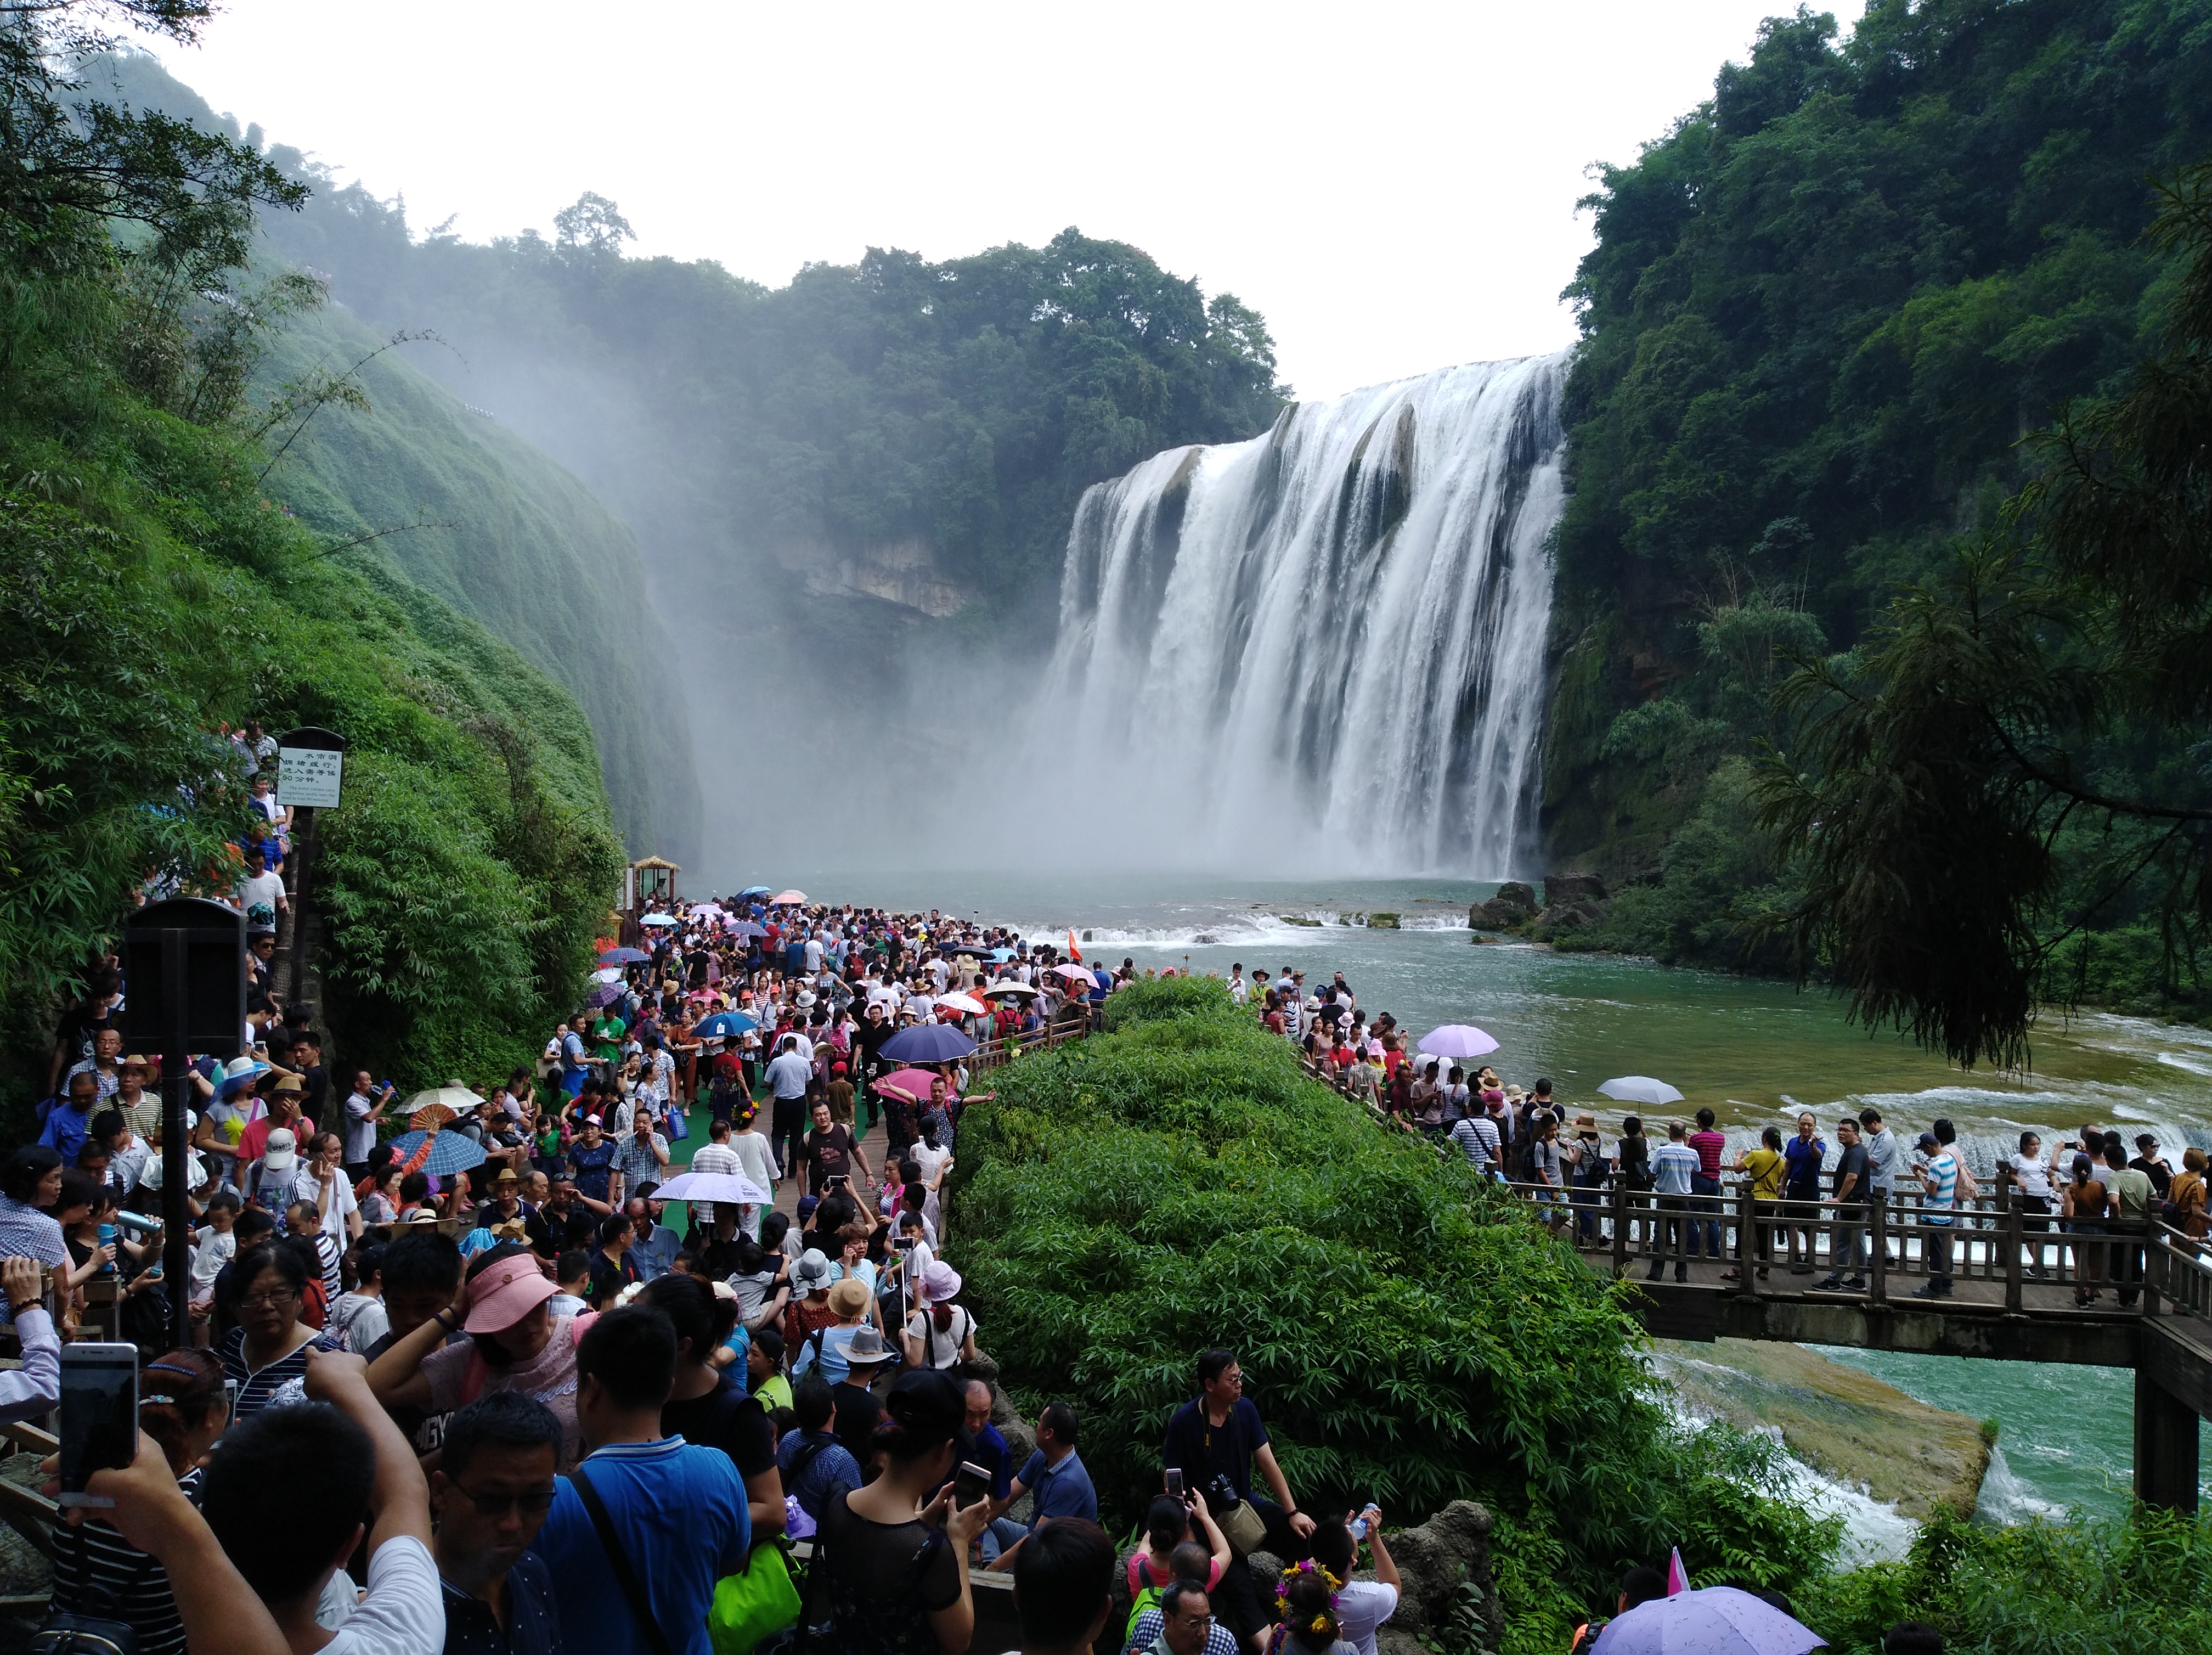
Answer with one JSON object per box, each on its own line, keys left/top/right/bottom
{"left": 783, "top": 536, "right": 974, "bottom": 618}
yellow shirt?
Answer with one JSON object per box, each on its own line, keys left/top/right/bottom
{"left": 1742, "top": 1147, "right": 1785, "bottom": 1201}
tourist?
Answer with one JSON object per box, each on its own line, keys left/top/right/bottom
{"left": 1140, "top": 1580, "right": 1220, "bottom": 1655}
{"left": 685, "top": 1114, "right": 742, "bottom": 1232}
{"left": 905, "top": 1259, "right": 979, "bottom": 1370}
{"left": 1814, "top": 1116, "right": 1870, "bottom": 1292}
{"left": 1687, "top": 1107, "right": 1727, "bottom": 1259}
{"left": 778, "top": 1373, "right": 865, "bottom": 1522}
{"left": 1014, "top": 1519, "right": 1119, "bottom": 1655}
{"left": 2103, "top": 1130, "right": 2153, "bottom": 1308}
{"left": 793, "top": 1276, "right": 879, "bottom": 1383}
{"left": 1914, "top": 1132, "right": 1962, "bottom": 1301}
{"left": 1647, "top": 1123, "right": 1699, "bottom": 1284}
{"left": 1446, "top": 1102, "right": 1500, "bottom": 1177}
{"left": 765, "top": 1035, "right": 814, "bottom": 1176}
{"left": 1272, "top": 1567, "right": 1360, "bottom": 1655}
{"left": 2131, "top": 1134, "right": 2174, "bottom": 1200}
{"left": 797, "top": 1367, "right": 989, "bottom": 1654}
{"left": 1161, "top": 1350, "right": 1313, "bottom": 1645}
{"left": 1566, "top": 1114, "right": 1610, "bottom": 1242}
{"left": 369, "top": 1240, "right": 585, "bottom": 1470}
{"left": 783, "top": 1247, "right": 840, "bottom": 1350}
{"left": 430, "top": 1392, "right": 566, "bottom": 1655}
{"left": 527, "top": 1305, "right": 752, "bottom": 1655}
{"left": 2168, "top": 1148, "right": 2209, "bottom": 1241}
{"left": 0, "top": 1257, "right": 59, "bottom": 1422}
{"left": 1781, "top": 1112, "right": 1825, "bottom": 1274}
{"left": 221, "top": 1244, "right": 345, "bottom": 1417}
{"left": 199, "top": 1348, "right": 442, "bottom": 1655}
{"left": 329, "top": 1241, "right": 391, "bottom": 1353}
{"left": 803, "top": 1098, "right": 870, "bottom": 1196}
{"left": 641, "top": 1274, "right": 785, "bottom": 1538}
{"left": 624, "top": 1194, "right": 681, "bottom": 1281}
{"left": 611, "top": 1110, "right": 669, "bottom": 1211}
{"left": 2000, "top": 1132, "right": 2054, "bottom": 1277}
{"left": 48, "top": 1347, "right": 224, "bottom": 1655}
{"left": 985, "top": 1400, "right": 1097, "bottom": 1567}
{"left": 586, "top": 1214, "right": 640, "bottom": 1305}
{"left": 963, "top": 1377, "right": 1015, "bottom": 1510}
{"left": 1567, "top": 1564, "right": 1668, "bottom": 1653}
{"left": 1726, "top": 1127, "right": 1785, "bottom": 1282}
{"left": 1310, "top": 1508, "right": 1400, "bottom": 1655}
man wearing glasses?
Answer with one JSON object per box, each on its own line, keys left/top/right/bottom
{"left": 432, "top": 1391, "right": 567, "bottom": 1655}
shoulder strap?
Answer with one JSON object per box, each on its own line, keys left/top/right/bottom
{"left": 571, "top": 1464, "right": 678, "bottom": 1655}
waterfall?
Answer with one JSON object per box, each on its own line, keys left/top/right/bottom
{"left": 1039, "top": 352, "right": 1570, "bottom": 876}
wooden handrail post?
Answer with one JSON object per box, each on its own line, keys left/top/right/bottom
{"left": 1870, "top": 1191, "right": 1887, "bottom": 1304}
{"left": 2004, "top": 1190, "right": 2023, "bottom": 1312}
{"left": 1611, "top": 1178, "right": 1628, "bottom": 1277}
{"left": 1739, "top": 1184, "right": 1758, "bottom": 1298}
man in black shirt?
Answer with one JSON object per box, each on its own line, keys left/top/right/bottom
{"left": 527, "top": 1175, "right": 598, "bottom": 1256}
{"left": 1815, "top": 1117, "right": 1871, "bottom": 1292}
{"left": 364, "top": 1229, "right": 465, "bottom": 1457}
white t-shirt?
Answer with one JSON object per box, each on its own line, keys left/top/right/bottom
{"left": 235, "top": 870, "right": 286, "bottom": 925}
{"left": 296, "top": 1168, "right": 358, "bottom": 1239}
{"left": 317, "top": 1535, "right": 442, "bottom": 1655}
{"left": 189, "top": 1226, "right": 235, "bottom": 1293}
{"left": 1335, "top": 1580, "right": 1399, "bottom": 1655}
{"left": 2007, "top": 1153, "right": 2053, "bottom": 1201}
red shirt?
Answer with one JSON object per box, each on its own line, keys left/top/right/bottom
{"left": 1688, "top": 1130, "right": 1727, "bottom": 1179}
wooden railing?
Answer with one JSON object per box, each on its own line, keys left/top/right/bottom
{"left": 1299, "top": 1048, "right": 2211, "bottom": 1319}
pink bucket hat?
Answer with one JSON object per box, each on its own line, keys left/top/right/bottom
{"left": 463, "top": 1253, "right": 560, "bottom": 1333}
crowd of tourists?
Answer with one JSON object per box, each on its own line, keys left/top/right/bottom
{"left": 0, "top": 866, "right": 2013, "bottom": 1655}
{"left": 1230, "top": 960, "right": 2206, "bottom": 1298}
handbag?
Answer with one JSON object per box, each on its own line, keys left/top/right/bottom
{"left": 668, "top": 1108, "right": 691, "bottom": 1142}
{"left": 32, "top": 1554, "right": 155, "bottom": 1655}
{"left": 1216, "top": 1495, "right": 1268, "bottom": 1555}
{"left": 709, "top": 1540, "right": 805, "bottom": 1655}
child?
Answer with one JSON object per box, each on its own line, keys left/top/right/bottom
{"left": 326, "top": 1241, "right": 388, "bottom": 1353}
{"left": 188, "top": 1192, "right": 242, "bottom": 1342}
{"left": 546, "top": 1248, "right": 592, "bottom": 1318}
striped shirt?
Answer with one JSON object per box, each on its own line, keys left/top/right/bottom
{"left": 49, "top": 1467, "right": 203, "bottom": 1655}
{"left": 1924, "top": 1151, "right": 1958, "bottom": 1224}
{"left": 219, "top": 1325, "right": 345, "bottom": 1419}
{"left": 1448, "top": 1115, "right": 1501, "bottom": 1168}
{"left": 1654, "top": 1141, "right": 1701, "bottom": 1196}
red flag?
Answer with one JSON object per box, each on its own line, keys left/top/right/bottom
{"left": 1066, "top": 928, "right": 1083, "bottom": 963}
{"left": 1666, "top": 1546, "right": 1689, "bottom": 1596}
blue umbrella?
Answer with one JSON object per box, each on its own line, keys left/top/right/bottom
{"left": 986, "top": 948, "right": 1016, "bottom": 961}
{"left": 736, "top": 886, "right": 772, "bottom": 898}
{"left": 694, "top": 1011, "right": 758, "bottom": 1038}
{"left": 881, "top": 1024, "right": 977, "bottom": 1063}
{"left": 599, "top": 946, "right": 650, "bottom": 965}
{"left": 386, "top": 1129, "right": 487, "bottom": 1177}
{"left": 726, "top": 921, "right": 767, "bottom": 939}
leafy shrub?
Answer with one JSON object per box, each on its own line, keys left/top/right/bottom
{"left": 955, "top": 980, "right": 1838, "bottom": 1636}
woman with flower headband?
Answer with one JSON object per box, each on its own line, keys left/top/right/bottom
{"left": 47, "top": 1347, "right": 227, "bottom": 1655}
{"left": 1268, "top": 1564, "right": 1360, "bottom": 1655}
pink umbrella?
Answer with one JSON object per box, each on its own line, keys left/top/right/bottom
{"left": 770, "top": 890, "right": 807, "bottom": 905}
{"left": 1049, "top": 963, "right": 1094, "bottom": 983}
{"left": 874, "top": 1068, "right": 944, "bottom": 1103}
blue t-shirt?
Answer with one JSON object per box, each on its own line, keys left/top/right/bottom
{"left": 777, "top": 1427, "right": 864, "bottom": 1519}
{"left": 792, "top": 1323, "right": 868, "bottom": 1386}
{"left": 1014, "top": 1446, "right": 1098, "bottom": 1525}
{"left": 531, "top": 1438, "right": 749, "bottom": 1655}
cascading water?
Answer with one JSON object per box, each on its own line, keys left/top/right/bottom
{"left": 1040, "top": 352, "right": 1569, "bottom": 875}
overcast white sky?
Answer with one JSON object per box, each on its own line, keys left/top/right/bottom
{"left": 148, "top": 1, "right": 1865, "bottom": 402}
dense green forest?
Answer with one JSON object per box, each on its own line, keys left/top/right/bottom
{"left": 1541, "top": 0, "right": 2212, "bottom": 1022}
{"left": 2, "top": 4, "right": 622, "bottom": 1111}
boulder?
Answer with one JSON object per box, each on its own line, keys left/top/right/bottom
{"left": 1468, "top": 882, "right": 1538, "bottom": 930}
{"left": 1383, "top": 1500, "right": 1503, "bottom": 1654}
{"left": 1544, "top": 872, "right": 1608, "bottom": 905}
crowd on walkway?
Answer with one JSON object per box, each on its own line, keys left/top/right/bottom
{"left": 1231, "top": 961, "right": 2207, "bottom": 1299}
{"left": 6, "top": 890, "right": 1443, "bottom": 1655}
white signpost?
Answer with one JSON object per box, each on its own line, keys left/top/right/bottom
{"left": 276, "top": 745, "right": 345, "bottom": 808}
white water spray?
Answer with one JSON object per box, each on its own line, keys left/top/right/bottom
{"left": 1039, "top": 353, "right": 1569, "bottom": 876}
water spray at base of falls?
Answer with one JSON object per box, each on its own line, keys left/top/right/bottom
{"left": 1037, "top": 353, "right": 1569, "bottom": 877}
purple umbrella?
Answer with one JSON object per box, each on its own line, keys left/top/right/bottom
{"left": 1591, "top": 1588, "right": 1825, "bottom": 1655}
{"left": 1418, "top": 1023, "right": 1500, "bottom": 1059}
{"left": 585, "top": 982, "right": 623, "bottom": 1007}
{"left": 599, "top": 946, "right": 650, "bottom": 965}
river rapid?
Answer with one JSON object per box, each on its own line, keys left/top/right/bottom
{"left": 712, "top": 870, "right": 2212, "bottom": 1530}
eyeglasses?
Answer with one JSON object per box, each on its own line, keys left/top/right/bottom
{"left": 237, "top": 1288, "right": 297, "bottom": 1311}
{"left": 449, "top": 1480, "right": 557, "bottom": 1518}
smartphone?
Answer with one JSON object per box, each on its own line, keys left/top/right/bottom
{"left": 1164, "top": 1467, "right": 1184, "bottom": 1498}
{"left": 58, "top": 1344, "right": 139, "bottom": 1508}
{"left": 952, "top": 1460, "right": 991, "bottom": 1508}
{"left": 224, "top": 1377, "right": 240, "bottom": 1425}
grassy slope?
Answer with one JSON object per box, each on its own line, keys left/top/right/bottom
{"left": 256, "top": 301, "right": 702, "bottom": 861}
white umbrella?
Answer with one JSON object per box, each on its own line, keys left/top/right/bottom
{"left": 1419, "top": 1023, "right": 1500, "bottom": 1059}
{"left": 983, "top": 980, "right": 1038, "bottom": 999}
{"left": 640, "top": 912, "right": 677, "bottom": 926}
{"left": 1598, "top": 1076, "right": 1686, "bottom": 1106}
{"left": 591, "top": 966, "right": 625, "bottom": 984}
{"left": 652, "top": 1169, "right": 772, "bottom": 1206}
{"left": 404, "top": 1084, "right": 481, "bottom": 1116}
{"left": 935, "top": 991, "right": 988, "bottom": 1016}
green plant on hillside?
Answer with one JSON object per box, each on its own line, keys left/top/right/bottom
{"left": 952, "top": 979, "right": 1838, "bottom": 1647}
{"left": 1, "top": 0, "right": 623, "bottom": 1115}
{"left": 1543, "top": 0, "right": 2212, "bottom": 1012}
